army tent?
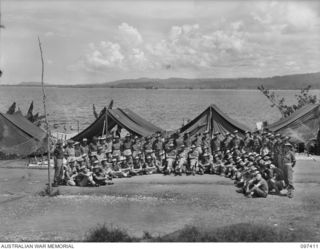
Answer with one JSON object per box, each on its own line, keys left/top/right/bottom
{"left": 179, "top": 104, "right": 250, "bottom": 137}
{"left": 0, "top": 112, "right": 47, "bottom": 156}
{"left": 72, "top": 108, "right": 163, "bottom": 141}
{"left": 267, "top": 104, "right": 320, "bottom": 143}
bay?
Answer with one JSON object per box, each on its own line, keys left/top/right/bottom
{"left": 1, "top": 86, "right": 319, "bottom": 133}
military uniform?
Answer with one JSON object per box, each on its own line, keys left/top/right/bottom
{"left": 165, "top": 146, "right": 177, "bottom": 174}
{"left": 211, "top": 137, "right": 220, "bottom": 154}
{"left": 187, "top": 148, "right": 199, "bottom": 175}
{"left": 132, "top": 157, "right": 143, "bottom": 175}
{"left": 80, "top": 139, "right": 89, "bottom": 155}
{"left": 143, "top": 157, "right": 157, "bottom": 174}
{"left": 53, "top": 143, "right": 64, "bottom": 186}
{"left": 198, "top": 153, "right": 213, "bottom": 174}
{"left": 175, "top": 147, "right": 188, "bottom": 175}
{"left": 252, "top": 135, "right": 261, "bottom": 153}
{"left": 89, "top": 137, "right": 99, "bottom": 154}
{"left": 112, "top": 140, "right": 121, "bottom": 157}
{"left": 283, "top": 144, "right": 296, "bottom": 198}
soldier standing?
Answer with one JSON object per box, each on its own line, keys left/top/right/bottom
{"left": 53, "top": 140, "right": 64, "bottom": 187}
{"left": 211, "top": 132, "right": 221, "bottom": 153}
{"left": 89, "top": 136, "right": 99, "bottom": 154}
{"left": 283, "top": 142, "right": 296, "bottom": 198}
{"left": 80, "top": 138, "right": 89, "bottom": 155}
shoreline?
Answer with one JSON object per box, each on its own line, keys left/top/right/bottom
{"left": 1, "top": 85, "right": 320, "bottom": 91}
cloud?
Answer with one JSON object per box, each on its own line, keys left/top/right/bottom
{"left": 81, "top": 22, "right": 252, "bottom": 73}
{"left": 249, "top": 2, "right": 320, "bottom": 34}
{"left": 84, "top": 41, "right": 125, "bottom": 71}
{"left": 74, "top": 1, "right": 320, "bottom": 79}
{"left": 118, "top": 22, "right": 143, "bottom": 46}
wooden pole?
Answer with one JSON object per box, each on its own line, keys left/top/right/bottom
{"left": 105, "top": 107, "right": 108, "bottom": 136}
{"left": 38, "top": 36, "right": 51, "bottom": 194}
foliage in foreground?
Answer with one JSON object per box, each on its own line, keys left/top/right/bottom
{"left": 86, "top": 224, "right": 137, "bottom": 242}
{"left": 85, "top": 223, "right": 310, "bottom": 242}
{"left": 258, "top": 84, "right": 318, "bottom": 118}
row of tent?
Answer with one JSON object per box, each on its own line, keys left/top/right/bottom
{"left": 1, "top": 104, "right": 320, "bottom": 157}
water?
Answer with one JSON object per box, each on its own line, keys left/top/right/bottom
{"left": 1, "top": 86, "right": 319, "bottom": 133}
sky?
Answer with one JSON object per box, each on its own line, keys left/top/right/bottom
{"left": 0, "top": 0, "right": 320, "bottom": 84}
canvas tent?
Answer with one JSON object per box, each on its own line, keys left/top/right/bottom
{"left": 72, "top": 108, "right": 163, "bottom": 141}
{"left": 267, "top": 104, "right": 320, "bottom": 143}
{"left": 0, "top": 112, "right": 47, "bottom": 156}
{"left": 179, "top": 105, "right": 250, "bottom": 137}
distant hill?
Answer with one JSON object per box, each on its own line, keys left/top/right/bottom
{"left": 6, "top": 71, "right": 320, "bottom": 89}
{"left": 102, "top": 72, "right": 320, "bottom": 90}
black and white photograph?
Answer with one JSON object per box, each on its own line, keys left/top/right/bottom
{"left": 0, "top": 0, "right": 320, "bottom": 244}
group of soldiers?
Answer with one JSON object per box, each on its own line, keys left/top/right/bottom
{"left": 52, "top": 129, "right": 296, "bottom": 198}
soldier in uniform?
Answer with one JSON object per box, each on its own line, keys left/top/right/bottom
{"left": 143, "top": 155, "right": 157, "bottom": 175}
{"left": 174, "top": 133, "right": 184, "bottom": 150}
{"left": 53, "top": 140, "right": 64, "bottom": 186}
{"left": 220, "top": 132, "right": 230, "bottom": 154}
{"left": 164, "top": 143, "right": 177, "bottom": 175}
{"left": 119, "top": 156, "right": 132, "bottom": 176}
{"left": 245, "top": 171, "right": 269, "bottom": 198}
{"left": 132, "top": 137, "right": 142, "bottom": 158}
{"left": 202, "top": 131, "right": 211, "bottom": 154}
{"left": 73, "top": 142, "right": 81, "bottom": 158}
{"left": 212, "top": 154, "right": 222, "bottom": 174}
{"left": 252, "top": 132, "right": 262, "bottom": 153}
{"left": 122, "top": 134, "right": 133, "bottom": 158}
{"left": 105, "top": 135, "right": 113, "bottom": 155}
{"left": 112, "top": 135, "right": 121, "bottom": 158}
{"left": 65, "top": 140, "right": 75, "bottom": 159}
{"left": 183, "top": 132, "right": 192, "bottom": 149}
{"left": 131, "top": 156, "right": 144, "bottom": 175}
{"left": 282, "top": 142, "right": 296, "bottom": 198}
{"left": 63, "top": 159, "right": 78, "bottom": 186}
{"left": 96, "top": 146, "right": 106, "bottom": 162}
{"left": 175, "top": 145, "right": 187, "bottom": 175}
{"left": 198, "top": 150, "right": 213, "bottom": 174}
{"left": 111, "top": 158, "right": 127, "bottom": 178}
{"left": 89, "top": 136, "right": 99, "bottom": 154}
{"left": 101, "top": 158, "right": 114, "bottom": 178}
{"left": 98, "top": 136, "right": 106, "bottom": 151}
{"left": 80, "top": 138, "right": 89, "bottom": 155}
{"left": 153, "top": 134, "right": 164, "bottom": 162}
{"left": 211, "top": 133, "right": 221, "bottom": 154}
{"left": 230, "top": 130, "right": 241, "bottom": 149}
{"left": 242, "top": 131, "right": 253, "bottom": 153}
{"left": 273, "top": 134, "right": 281, "bottom": 167}
{"left": 187, "top": 144, "right": 199, "bottom": 175}
{"left": 77, "top": 165, "right": 98, "bottom": 187}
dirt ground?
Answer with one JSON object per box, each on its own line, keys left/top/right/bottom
{"left": 0, "top": 158, "right": 319, "bottom": 242}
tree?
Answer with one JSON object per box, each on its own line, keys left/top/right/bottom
{"left": 257, "top": 84, "right": 318, "bottom": 118}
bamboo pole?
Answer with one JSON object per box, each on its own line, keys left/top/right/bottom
{"left": 38, "top": 36, "right": 51, "bottom": 194}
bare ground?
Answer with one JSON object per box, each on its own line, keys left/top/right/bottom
{"left": 0, "top": 159, "right": 319, "bottom": 241}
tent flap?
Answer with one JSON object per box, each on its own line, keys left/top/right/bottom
{"left": 267, "top": 104, "right": 320, "bottom": 143}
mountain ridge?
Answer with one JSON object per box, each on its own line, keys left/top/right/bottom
{"left": 4, "top": 71, "right": 320, "bottom": 89}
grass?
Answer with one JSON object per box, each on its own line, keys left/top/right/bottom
{"left": 85, "top": 223, "right": 310, "bottom": 242}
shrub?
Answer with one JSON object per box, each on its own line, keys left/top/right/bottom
{"left": 86, "top": 224, "right": 137, "bottom": 242}
{"left": 85, "top": 223, "right": 310, "bottom": 242}
{"left": 38, "top": 185, "right": 60, "bottom": 197}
